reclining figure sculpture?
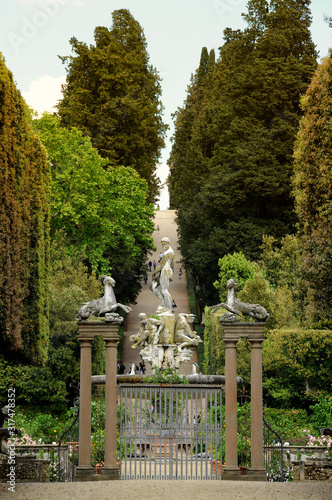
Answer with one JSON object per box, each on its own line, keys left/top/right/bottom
{"left": 211, "top": 278, "right": 270, "bottom": 323}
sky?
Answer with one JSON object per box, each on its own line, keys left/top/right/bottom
{"left": 1, "top": 0, "right": 331, "bottom": 209}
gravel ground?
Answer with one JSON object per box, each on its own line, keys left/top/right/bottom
{"left": 1, "top": 479, "right": 332, "bottom": 500}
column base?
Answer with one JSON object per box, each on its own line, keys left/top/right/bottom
{"left": 222, "top": 466, "right": 267, "bottom": 481}
{"left": 222, "top": 466, "right": 240, "bottom": 480}
{"left": 246, "top": 467, "right": 267, "bottom": 481}
{"left": 75, "top": 466, "right": 95, "bottom": 481}
{"left": 100, "top": 466, "right": 119, "bottom": 480}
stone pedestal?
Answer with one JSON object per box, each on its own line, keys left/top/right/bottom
{"left": 0, "top": 458, "right": 50, "bottom": 483}
{"left": 222, "top": 322, "right": 266, "bottom": 481}
{"left": 76, "top": 321, "right": 120, "bottom": 482}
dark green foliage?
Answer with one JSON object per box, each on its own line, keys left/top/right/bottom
{"left": 57, "top": 9, "right": 167, "bottom": 202}
{"left": 0, "top": 54, "right": 50, "bottom": 365}
{"left": 293, "top": 54, "right": 332, "bottom": 328}
{"left": 168, "top": 0, "right": 317, "bottom": 306}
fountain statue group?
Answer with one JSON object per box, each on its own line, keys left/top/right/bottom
{"left": 75, "top": 237, "right": 202, "bottom": 371}
{"left": 130, "top": 237, "right": 202, "bottom": 370}
{"left": 76, "top": 236, "right": 269, "bottom": 371}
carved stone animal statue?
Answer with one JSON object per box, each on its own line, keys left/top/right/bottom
{"left": 211, "top": 278, "right": 270, "bottom": 322}
{"left": 76, "top": 275, "right": 132, "bottom": 321}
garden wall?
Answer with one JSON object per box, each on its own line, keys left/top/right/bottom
{"left": 293, "top": 459, "right": 332, "bottom": 481}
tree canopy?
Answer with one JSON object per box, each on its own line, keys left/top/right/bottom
{"left": 293, "top": 53, "right": 332, "bottom": 328}
{"left": 168, "top": 0, "right": 317, "bottom": 305}
{"left": 34, "top": 113, "right": 155, "bottom": 304}
{"left": 0, "top": 54, "right": 50, "bottom": 365}
{"left": 57, "top": 9, "right": 167, "bottom": 202}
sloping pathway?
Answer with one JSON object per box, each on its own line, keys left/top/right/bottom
{"left": 121, "top": 210, "right": 199, "bottom": 376}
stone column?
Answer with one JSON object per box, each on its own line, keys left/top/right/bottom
{"left": 76, "top": 335, "right": 94, "bottom": 480}
{"left": 222, "top": 322, "right": 266, "bottom": 481}
{"left": 75, "top": 321, "right": 120, "bottom": 481}
{"left": 223, "top": 335, "right": 239, "bottom": 479}
{"left": 102, "top": 329, "right": 120, "bottom": 480}
{"left": 249, "top": 337, "right": 266, "bottom": 480}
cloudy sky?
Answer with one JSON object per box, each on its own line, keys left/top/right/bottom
{"left": 1, "top": 0, "right": 331, "bottom": 208}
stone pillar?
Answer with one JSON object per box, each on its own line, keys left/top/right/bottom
{"left": 222, "top": 322, "right": 266, "bottom": 481}
{"left": 249, "top": 337, "right": 266, "bottom": 480}
{"left": 75, "top": 321, "right": 120, "bottom": 481}
{"left": 76, "top": 335, "right": 94, "bottom": 480}
{"left": 223, "top": 337, "right": 239, "bottom": 479}
{"left": 102, "top": 329, "right": 120, "bottom": 480}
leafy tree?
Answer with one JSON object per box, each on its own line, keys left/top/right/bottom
{"left": 214, "top": 252, "right": 257, "bottom": 302}
{"left": 169, "top": 0, "right": 317, "bottom": 306}
{"left": 263, "top": 328, "right": 332, "bottom": 408}
{"left": 57, "top": 9, "right": 167, "bottom": 201}
{"left": 0, "top": 54, "right": 50, "bottom": 365}
{"left": 309, "top": 395, "right": 332, "bottom": 433}
{"left": 34, "top": 113, "right": 155, "bottom": 303}
{"left": 293, "top": 54, "right": 332, "bottom": 328}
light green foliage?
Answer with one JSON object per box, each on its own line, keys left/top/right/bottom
{"left": 309, "top": 395, "right": 332, "bottom": 433}
{"left": 263, "top": 407, "right": 309, "bottom": 443}
{"left": 238, "top": 272, "right": 298, "bottom": 328}
{"left": 259, "top": 235, "right": 301, "bottom": 292}
{"left": 263, "top": 328, "right": 332, "bottom": 408}
{"left": 49, "top": 234, "right": 102, "bottom": 331}
{"left": 34, "top": 113, "right": 155, "bottom": 303}
{"left": 145, "top": 368, "right": 188, "bottom": 384}
{"left": 202, "top": 307, "right": 225, "bottom": 376}
{"left": 57, "top": 9, "right": 167, "bottom": 201}
{"left": 203, "top": 306, "right": 211, "bottom": 374}
{"left": 293, "top": 54, "right": 332, "bottom": 328}
{"left": 214, "top": 252, "right": 257, "bottom": 302}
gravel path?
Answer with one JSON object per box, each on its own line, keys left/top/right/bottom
{"left": 122, "top": 209, "right": 198, "bottom": 376}
{"left": 1, "top": 479, "right": 331, "bottom": 500}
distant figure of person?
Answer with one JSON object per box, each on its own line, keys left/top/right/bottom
{"left": 139, "top": 361, "right": 146, "bottom": 375}
{"left": 119, "top": 361, "right": 126, "bottom": 374}
{"left": 148, "top": 260, "right": 152, "bottom": 271}
{"left": 157, "top": 225, "right": 160, "bottom": 233}
{"left": 135, "top": 364, "right": 140, "bottom": 375}
{"left": 172, "top": 299, "right": 177, "bottom": 313}
{"left": 153, "top": 260, "right": 157, "bottom": 270}
{"left": 178, "top": 268, "right": 182, "bottom": 279}
{"left": 144, "top": 274, "right": 148, "bottom": 284}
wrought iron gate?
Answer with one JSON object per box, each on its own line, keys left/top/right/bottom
{"left": 119, "top": 384, "right": 223, "bottom": 480}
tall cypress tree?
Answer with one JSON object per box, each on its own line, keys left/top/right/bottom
{"left": 57, "top": 9, "right": 167, "bottom": 202}
{"left": 169, "top": 0, "right": 317, "bottom": 304}
{"left": 293, "top": 53, "right": 332, "bottom": 327}
{"left": 0, "top": 54, "right": 50, "bottom": 365}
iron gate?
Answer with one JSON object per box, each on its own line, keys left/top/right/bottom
{"left": 119, "top": 384, "right": 223, "bottom": 480}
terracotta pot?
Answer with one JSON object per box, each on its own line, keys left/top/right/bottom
{"left": 95, "top": 463, "right": 103, "bottom": 474}
{"left": 239, "top": 465, "right": 247, "bottom": 475}
{"left": 211, "top": 460, "right": 222, "bottom": 476}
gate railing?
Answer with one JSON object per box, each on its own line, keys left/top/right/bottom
{"left": 119, "top": 384, "right": 223, "bottom": 480}
{"left": 263, "top": 414, "right": 288, "bottom": 481}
